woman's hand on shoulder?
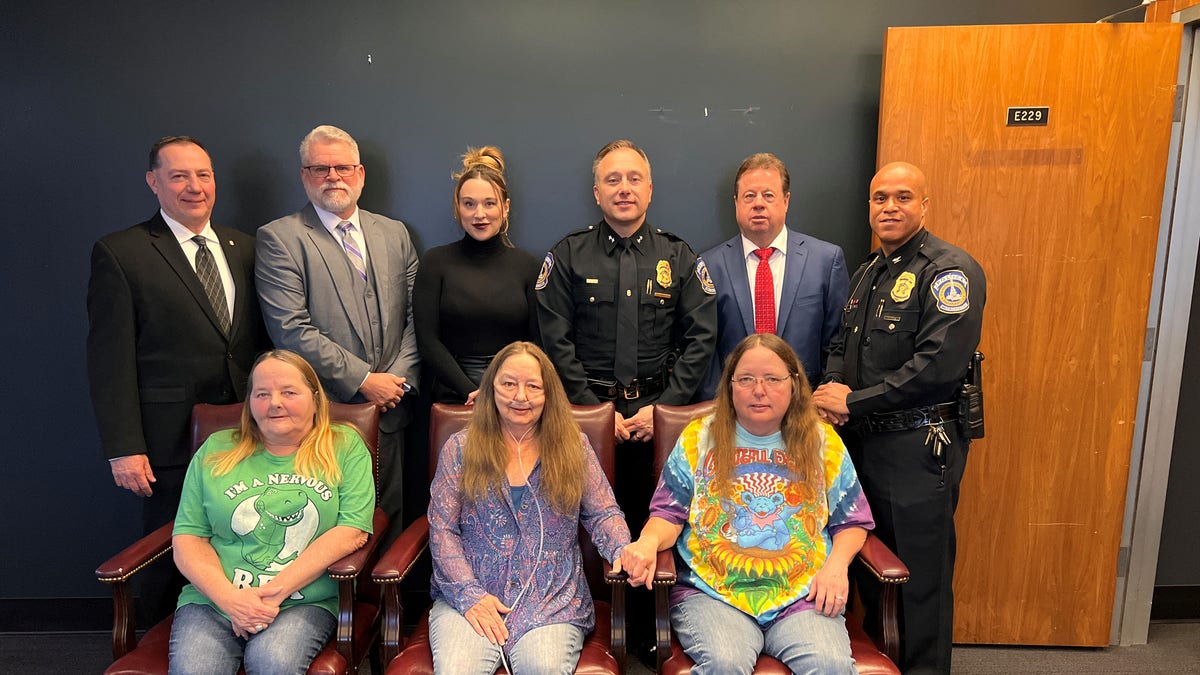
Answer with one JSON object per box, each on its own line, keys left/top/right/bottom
{"left": 464, "top": 594, "right": 511, "bottom": 645}
{"left": 806, "top": 559, "right": 850, "bottom": 617}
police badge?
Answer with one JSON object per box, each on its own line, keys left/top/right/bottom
{"left": 891, "top": 271, "right": 916, "bottom": 302}
{"left": 656, "top": 260, "right": 672, "bottom": 288}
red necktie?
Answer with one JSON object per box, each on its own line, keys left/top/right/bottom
{"left": 753, "top": 247, "right": 776, "bottom": 334}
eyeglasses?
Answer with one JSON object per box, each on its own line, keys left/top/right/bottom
{"left": 731, "top": 374, "right": 794, "bottom": 390}
{"left": 303, "top": 164, "right": 360, "bottom": 178}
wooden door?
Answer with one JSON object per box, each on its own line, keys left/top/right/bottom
{"left": 877, "top": 24, "right": 1181, "bottom": 646}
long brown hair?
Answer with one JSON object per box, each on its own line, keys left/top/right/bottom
{"left": 708, "top": 334, "right": 824, "bottom": 497}
{"left": 206, "top": 350, "right": 347, "bottom": 484}
{"left": 460, "top": 341, "right": 584, "bottom": 513}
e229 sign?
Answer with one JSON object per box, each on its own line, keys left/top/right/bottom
{"left": 1007, "top": 107, "right": 1049, "bottom": 126}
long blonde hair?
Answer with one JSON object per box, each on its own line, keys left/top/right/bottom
{"left": 708, "top": 334, "right": 824, "bottom": 497}
{"left": 206, "top": 350, "right": 346, "bottom": 484}
{"left": 460, "top": 341, "right": 584, "bottom": 513}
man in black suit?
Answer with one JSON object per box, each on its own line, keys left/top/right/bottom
{"left": 87, "top": 136, "right": 269, "bottom": 619}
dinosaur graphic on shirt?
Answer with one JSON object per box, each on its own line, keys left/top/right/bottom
{"left": 242, "top": 487, "right": 311, "bottom": 568}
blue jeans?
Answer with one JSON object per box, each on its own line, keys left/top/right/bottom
{"left": 670, "top": 592, "right": 857, "bottom": 675}
{"left": 168, "top": 602, "right": 335, "bottom": 675}
{"left": 427, "top": 599, "right": 584, "bottom": 674}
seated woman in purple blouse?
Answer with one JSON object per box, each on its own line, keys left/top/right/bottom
{"left": 427, "top": 340, "right": 631, "bottom": 674}
{"left": 620, "top": 334, "right": 874, "bottom": 674}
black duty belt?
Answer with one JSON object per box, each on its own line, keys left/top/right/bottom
{"left": 588, "top": 373, "right": 666, "bottom": 401}
{"left": 864, "top": 402, "right": 958, "bottom": 433}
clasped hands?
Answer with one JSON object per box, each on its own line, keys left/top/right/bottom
{"left": 615, "top": 405, "right": 654, "bottom": 443}
{"left": 221, "top": 585, "right": 282, "bottom": 639}
{"left": 812, "top": 382, "right": 852, "bottom": 426}
{"left": 360, "top": 372, "right": 409, "bottom": 413}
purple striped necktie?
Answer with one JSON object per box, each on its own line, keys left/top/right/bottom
{"left": 338, "top": 221, "right": 368, "bottom": 282}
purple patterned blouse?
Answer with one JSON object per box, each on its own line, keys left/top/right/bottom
{"left": 429, "top": 430, "right": 631, "bottom": 646}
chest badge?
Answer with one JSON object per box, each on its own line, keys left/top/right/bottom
{"left": 656, "top": 260, "right": 673, "bottom": 288}
{"left": 890, "top": 271, "right": 916, "bottom": 303}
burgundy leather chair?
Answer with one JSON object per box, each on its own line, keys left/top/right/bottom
{"left": 649, "top": 402, "right": 909, "bottom": 675}
{"left": 371, "top": 402, "right": 627, "bottom": 674}
{"left": 96, "top": 402, "right": 387, "bottom": 675}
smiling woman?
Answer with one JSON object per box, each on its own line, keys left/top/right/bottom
{"left": 167, "top": 350, "right": 375, "bottom": 675}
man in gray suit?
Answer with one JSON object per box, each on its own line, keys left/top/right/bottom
{"left": 256, "top": 125, "right": 419, "bottom": 528}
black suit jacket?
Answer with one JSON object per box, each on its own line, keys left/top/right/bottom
{"left": 87, "top": 212, "right": 270, "bottom": 467}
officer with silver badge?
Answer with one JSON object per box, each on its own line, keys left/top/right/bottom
{"left": 813, "top": 161, "right": 986, "bottom": 675}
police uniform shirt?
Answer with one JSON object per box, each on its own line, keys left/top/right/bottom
{"left": 824, "top": 228, "right": 986, "bottom": 415}
{"left": 535, "top": 219, "right": 717, "bottom": 406}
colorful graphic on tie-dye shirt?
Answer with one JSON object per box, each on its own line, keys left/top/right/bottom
{"left": 657, "top": 417, "right": 873, "bottom": 623}
{"left": 686, "top": 442, "right": 828, "bottom": 617}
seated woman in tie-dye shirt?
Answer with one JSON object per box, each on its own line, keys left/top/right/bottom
{"left": 621, "top": 333, "right": 874, "bottom": 674}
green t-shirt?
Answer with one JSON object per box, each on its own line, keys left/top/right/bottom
{"left": 173, "top": 425, "right": 375, "bottom": 617}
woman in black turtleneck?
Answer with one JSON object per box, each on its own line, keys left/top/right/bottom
{"left": 413, "top": 146, "right": 542, "bottom": 404}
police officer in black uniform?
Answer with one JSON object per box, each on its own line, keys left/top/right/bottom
{"left": 813, "top": 162, "right": 985, "bottom": 675}
{"left": 536, "top": 138, "right": 717, "bottom": 525}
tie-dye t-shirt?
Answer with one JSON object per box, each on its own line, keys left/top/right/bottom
{"left": 649, "top": 415, "right": 874, "bottom": 624}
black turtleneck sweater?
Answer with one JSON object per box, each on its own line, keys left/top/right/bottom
{"left": 412, "top": 234, "right": 542, "bottom": 402}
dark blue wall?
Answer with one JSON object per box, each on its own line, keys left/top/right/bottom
{"left": 0, "top": 0, "right": 1137, "bottom": 601}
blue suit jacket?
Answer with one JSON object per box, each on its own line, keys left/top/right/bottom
{"left": 698, "top": 228, "right": 849, "bottom": 399}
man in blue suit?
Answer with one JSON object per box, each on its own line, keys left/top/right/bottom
{"left": 698, "top": 153, "right": 849, "bottom": 399}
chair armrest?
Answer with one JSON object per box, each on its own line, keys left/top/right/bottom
{"left": 654, "top": 547, "right": 677, "bottom": 585}
{"left": 854, "top": 532, "right": 908, "bottom": 664}
{"left": 603, "top": 558, "right": 627, "bottom": 584}
{"left": 855, "top": 532, "right": 910, "bottom": 584}
{"left": 327, "top": 509, "right": 390, "bottom": 579}
{"left": 95, "top": 521, "right": 175, "bottom": 583}
{"left": 371, "top": 515, "right": 430, "bottom": 584}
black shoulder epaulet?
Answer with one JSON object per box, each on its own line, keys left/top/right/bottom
{"left": 548, "top": 224, "right": 599, "bottom": 248}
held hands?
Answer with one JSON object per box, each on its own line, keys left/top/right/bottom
{"left": 617, "top": 537, "right": 659, "bottom": 588}
{"left": 617, "top": 405, "right": 654, "bottom": 443}
{"left": 805, "top": 560, "right": 850, "bottom": 617}
{"left": 812, "top": 383, "right": 852, "bottom": 426}
{"left": 465, "top": 594, "right": 511, "bottom": 644}
{"left": 360, "top": 373, "right": 408, "bottom": 412}
{"left": 110, "top": 454, "right": 156, "bottom": 497}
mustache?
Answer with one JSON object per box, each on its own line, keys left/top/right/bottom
{"left": 322, "top": 182, "right": 350, "bottom": 192}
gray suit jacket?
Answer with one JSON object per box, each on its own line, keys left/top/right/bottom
{"left": 256, "top": 203, "right": 420, "bottom": 430}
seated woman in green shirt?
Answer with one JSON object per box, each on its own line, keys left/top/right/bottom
{"left": 169, "top": 349, "right": 376, "bottom": 675}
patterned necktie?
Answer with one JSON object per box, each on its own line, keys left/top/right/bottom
{"left": 753, "top": 247, "right": 776, "bottom": 334}
{"left": 192, "top": 236, "right": 231, "bottom": 335}
{"left": 614, "top": 237, "right": 639, "bottom": 385}
{"left": 339, "top": 221, "right": 368, "bottom": 282}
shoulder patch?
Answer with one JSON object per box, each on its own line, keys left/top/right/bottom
{"left": 695, "top": 257, "right": 716, "bottom": 295}
{"left": 535, "top": 252, "right": 554, "bottom": 291}
{"left": 931, "top": 270, "right": 969, "bottom": 314}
